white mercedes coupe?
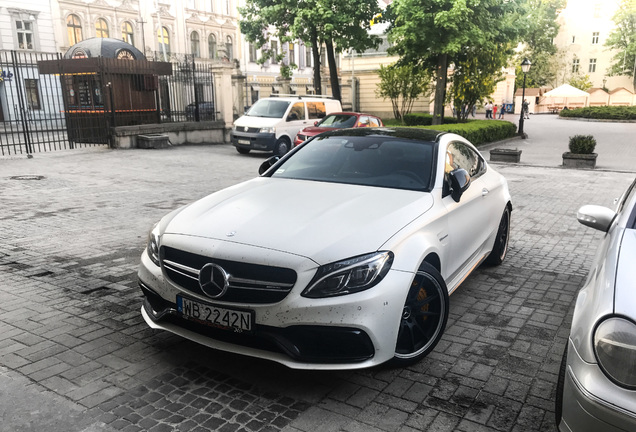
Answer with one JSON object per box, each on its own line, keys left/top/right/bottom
{"left": 138, "top": 128, "right": 512, "bottom": 370}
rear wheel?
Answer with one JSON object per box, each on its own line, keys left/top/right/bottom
{"left": 485, "top": 206, "right": 510, "bottom": 266}
{"left": 392, "top": 262, "right": 449, "bottom": 366}
{"left": 236, "top": 147, "right": 250, "bottom": 154}
{"left": 274, "top": 137, "right": 291, "bottom": 156}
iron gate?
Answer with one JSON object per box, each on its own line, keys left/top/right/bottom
{"left": 0, "top": 50, "right": 110, "bottom": 156}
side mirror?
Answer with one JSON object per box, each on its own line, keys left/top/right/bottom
{"left": 449, "top": 169, "right": 471, "bottom": 202}
{"left": 577, "top": 205, "right": 616, "bottom": 232}
{"left": 258, "top": 156, "right": 280, "bottom": 175}
{"left": 314, "top": 121, "right": 319, "bottom": 126}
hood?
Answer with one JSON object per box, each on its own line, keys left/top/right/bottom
{"left": 162, "top": 177, "right": 434, "bottom": 264}
{"left": 300, "top": 126, "right": 337, "bottom": 136}
{"left": 234, "top": 115, "right": 282, "bottom": 128}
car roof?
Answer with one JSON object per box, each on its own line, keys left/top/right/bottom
{"left": 324, "top": 112, "right": 381, "bottom": 117}
{"left": 317, "top": 127, "right": 446, "bottom": 142}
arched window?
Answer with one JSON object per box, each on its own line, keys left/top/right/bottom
{"left": 67, "top": 14, "right": 83, "bottom": 45}
{"left": 122, "top": 21, "right": 134, "bottom": 45}
{"left": 190, "top": 31, "right": 200, "bottom": 57}
{"left": 208, "top": 34, "right": 216, "bottom": 58}
{"left": 95, "top": 18, "right": 109, "bottom": 38}
{"left": 226, "top": 35, "right": 233, "bottom": 60}
{"left": 158, "top": 26, "right": 170, "bottom": 57}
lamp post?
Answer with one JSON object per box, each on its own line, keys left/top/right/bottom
{"left": 518, "top": 58, "right": 531, "bottom": 138}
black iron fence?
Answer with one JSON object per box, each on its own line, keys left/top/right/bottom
{"left": 1, "top": 50, "right": 216, "bottom": 156}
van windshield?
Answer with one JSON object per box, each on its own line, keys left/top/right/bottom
{"left": 246, "top": 99, "right": 291, "bottom": 118}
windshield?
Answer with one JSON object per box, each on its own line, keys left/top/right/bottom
{"left": 318, "top": 114, "right": 357, "bottom": 128}
{"left": 271, "top": 134, "right": 435, "bottom": 192}
{"left": 246, "top": 99, "right": 290, "bottom": 118}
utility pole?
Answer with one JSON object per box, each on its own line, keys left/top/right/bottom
{"left": 136, "top": 17, "right": 146, "bottom": 55}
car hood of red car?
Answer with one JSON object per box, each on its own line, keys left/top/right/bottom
{"left": 299, "top": 126, "right": 338, "bottom": 136}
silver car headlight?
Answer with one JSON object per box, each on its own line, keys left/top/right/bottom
{"left": 259, "top": 127, "right": 275, "bottom": 134}
{"left": 594, "top": 317, "right": 636, "bottom": 389}
{"left": 302, "top": 252, "right": 393, "bottom": 298}
{"left": 146, "top": 224, "right": 161, "bottom": 267}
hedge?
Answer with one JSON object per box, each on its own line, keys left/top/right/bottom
{"left": 559, "top": 106, "right": 636, "bottom": 120}
{"left": 403, "top": 113, "right": 462, "bottom": 126}
{"left": 421, "top": 120, "right": 517, "bottom": 146}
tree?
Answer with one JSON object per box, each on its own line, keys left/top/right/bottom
{"left": 240, "top": 0, "right": 381, "bottom": 100}
{"left": 449, "top": 47, "right": 510, "bottom": 120}
{"left": 568, "top": 74, "right": 593, "bottom": 91}
{"left": 514, "top": 0, "right": 565, "bottom": 90}
{"left": 605, "top": 0, "right": 636, "bottom": 90}
{"left": 387, "top": 0, "right": 524, "bottom": 125}
{"left": 375, "top": 63, "right": 433, "bottom": 122}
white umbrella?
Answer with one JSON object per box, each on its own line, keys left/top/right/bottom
{"left": 542, "top": 84, "right": 589, "bottom": 109}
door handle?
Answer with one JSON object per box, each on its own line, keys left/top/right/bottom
{"left": 482, "top": 188, "right": 489, "bottom": 196}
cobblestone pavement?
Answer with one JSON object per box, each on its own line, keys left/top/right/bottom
{"left": 0, "top": 140, "right": 635, "bottom": 432}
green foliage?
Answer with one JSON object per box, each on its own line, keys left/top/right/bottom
{"left": 605, "top": 0, "right": 636, "bottom": 89}
{"left": 403, "top": 113, "right": 462, "bottom": 126}
{"left": 559, "top": 106, "right": 636, "bottom": 119}
{"left": 568, "top": 74, "right": 593, "bottom": 91}
{"left": 568, "top": 135, "right": 597, "bottom": 154}
{"left": 376, "top": 64, "right": 433, "bottom": 122}
{"left": 421, "top": 120, "right": 518, "bottom": 146}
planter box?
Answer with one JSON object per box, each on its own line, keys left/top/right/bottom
{"left": 137, "top": 134, "right": 170, "bottom": 149}
{"left": 562, "top": 152, "right": 597, "bottom": 169}
{"left": 490, "top": 148, "right": 522, "bottom": 163}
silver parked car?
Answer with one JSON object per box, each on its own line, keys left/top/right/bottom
{"left": 556, "top": 176, "right": 636, "bottom": 431}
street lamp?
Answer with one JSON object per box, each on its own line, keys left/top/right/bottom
{"left": 518, "top": 58, "right": 531, "bottom": 138}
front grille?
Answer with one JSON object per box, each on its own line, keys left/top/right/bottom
{"left": 161, "top": 246, "right": 297, "bottom": 304}
{"left": 235, "top": 127, "right": 261, "bottom": 133}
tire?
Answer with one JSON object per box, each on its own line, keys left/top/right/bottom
{"left": 236, "top": 147, "right": 250, "bottom": 154}
{"left": 392, "top": 262, "right": 449, "bottom": 366}
{"left": 274, "top": 138, "right": 291, "bottom": 157}
{"left": 555, "top": 344, "right": 568, "bottom": 428}
{"left": 484, "top": 206, "right": 511, "bottom": 266}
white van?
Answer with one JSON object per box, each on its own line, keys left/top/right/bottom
{"left": 231, "top": 95, "right": 342, "bottom": 156}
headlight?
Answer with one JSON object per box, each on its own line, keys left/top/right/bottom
{"left": 302, "top": 252, "right": 393, "bottom": 298}
{"left": 259, "top": 127, "right": 275, "bottom": 134}
{"left": 146, "top": 224, "right": 161, "bottom": 267}
{"left": 594, "top": 317, "right": 636, "bottom": 389}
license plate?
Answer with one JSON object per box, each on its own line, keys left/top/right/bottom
{"left": 238, "top": 139, "right": 250, "bottom": 145}
{"left": 177, "top": 296, "right": 253, "bottom": 333}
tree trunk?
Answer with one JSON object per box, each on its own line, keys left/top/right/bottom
{"left": 432, "top": 54, "right": 448, "bottom": 126}
{"left": 310, "top": 26, "right": 322, "bottom": 95}
{"left": 325, "top": 39, "right": 341, "bottom": 102}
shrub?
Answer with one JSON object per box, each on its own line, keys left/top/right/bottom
{"left": 422, "top": 120, "right": 517, "bottom": 146}
{"left": 568, "top": 135, "right": 596, "bottom": 154}
{"left": 403, "top": 113, "right": 462, "bottom": 126}
{"left": 559, "top": 106, "right": 636, "bottom": 120}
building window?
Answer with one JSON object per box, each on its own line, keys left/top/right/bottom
{"left": 158, "top": 27, "right": 170, "bottom": 57}
{"left": 249, "top": 43, "right": 257, "bottom": 62}
{"left": 592, "top": 32, "right": 599, "bottom": 44}
{"left": 572, "top": 58, "right": 580, "bottom": 73}
{"left": 226, "top": 36, "right": 233, "bottom": 60}
{"left": 16, "top": 19, "right": 35, "bottom": 50}
{"left": 67, "top": 15, "right": 83, "bottom": 45}
{"left": 225, "top": 0, "right": 231, "bottom": 15}
{"left": 594, "top": 4, "right": 601, "bottom": 18}
{"left": 95, "top": 18, "right": 109, "bottom": 38}
{"left": 208, "top": 34, "right": 216, "bottom": 58}
{"left": 288, "top": 42, "right": 295, "bottom": 65}
{"left": 190, "top": 31, "right": 200, "bottom": 57}
{"left": 25, "top": 79, "right": 41, "bottom": 109}
{"left": 306, "top": 45, "right": 312, "bottom": 67}
{"left": 589, "top": 58, "right": 597, "bottom": 73}
{"left": 122, "top": 22, "right": 134, "bottom": 45}
{"left": 271, "top": 40, "right": 278, "bottom": 64}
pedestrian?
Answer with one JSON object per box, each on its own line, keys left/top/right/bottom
{"left": 485, "top": 101, "right": 493, "bottom": 119}
{"left": 523, "top": 99, "right": 530, "bottom": 119}
{"left": 471, "top": 105, "right": 476, "bottom": 117}
{"left": 493, "top": 104, "right": 498, "bottom": 119}
{"left": 498, "top": 103, "right": 505, "bottom": 119}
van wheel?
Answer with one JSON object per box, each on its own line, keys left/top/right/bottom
{"left": 392, "top": 262, "right": 449, "bottom": 366}
{"left": 274, "top": 138, "right": 291, "bottom": 156}
{"left": 236, "top": 147, "right": 250, "bottom": 154}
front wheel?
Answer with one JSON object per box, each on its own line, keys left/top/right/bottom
{"left": 392, "top": 262, "right": 449, "bottom": 366}
{"left": 274, "top": 138, "right": 291, "bottom": 157}
{"left": 484, "top": 206, "right": 510, "bottom": 266}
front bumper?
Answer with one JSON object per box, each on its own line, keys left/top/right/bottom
{"left": 231, "top": 131, "right": 277, "bottom": 151}
{"left": 137, "top": 246, "right": 411, "bottom": 370}
{"left": 559, "top": 339, "right": 636, "bottom": 432}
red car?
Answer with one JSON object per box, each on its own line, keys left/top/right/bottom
{"left": 293, "top": 112, "right": 384, "bottom": 146}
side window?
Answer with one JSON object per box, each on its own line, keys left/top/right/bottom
{"left": 358, "top": 116, "right": 370, "bottom": 127}
{"left": 288, "top": 102, "right": 306, "bottom": 121}
{"left": 446, "top": 142, "right": 484, "bottom": 178}
{"left": 368, "top": 117, "right": 381, "bottom": 127}
{"left": 307, "top": 102, "right": 326, "bottom": 119}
